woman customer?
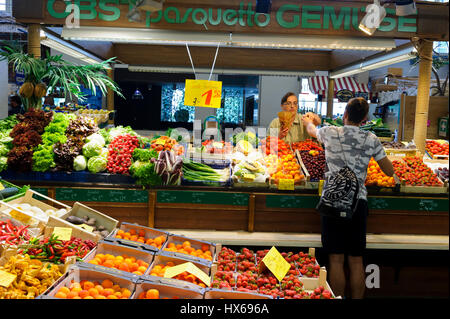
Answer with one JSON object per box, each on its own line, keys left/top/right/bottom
{"left": 301, "top": 97, "right": 394, "bottom": 299}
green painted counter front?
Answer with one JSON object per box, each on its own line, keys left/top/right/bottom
{"left": 55, "top": 188, "right": 148, "bottom": 203}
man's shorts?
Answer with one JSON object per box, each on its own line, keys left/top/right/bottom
{"left": 320, "top": 199, "right": 368, "bottom": 256}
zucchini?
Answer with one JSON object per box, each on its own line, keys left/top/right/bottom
{"left": 0, "top": 187, "right": 19, "bottom": 199}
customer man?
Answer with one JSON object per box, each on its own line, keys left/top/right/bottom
{"left": 301, "top": 97, "right": 394, "bottom": 299}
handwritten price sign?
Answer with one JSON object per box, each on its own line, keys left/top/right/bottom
{"left": 184, "top": 79, "right": 222, "bottom": 108}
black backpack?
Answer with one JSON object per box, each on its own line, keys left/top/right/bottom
{"left": 316, "top": 128, "right": 368, "bottom": 220}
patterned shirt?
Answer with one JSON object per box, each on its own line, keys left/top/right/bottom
{"left": 317, "top": 125, "right": 386, "bottom": 200}
{"left": 268, "top": 113, "right": 309, "bottom": 143}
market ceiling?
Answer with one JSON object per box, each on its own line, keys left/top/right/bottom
{"left": 12, "top": 0, "right": 449, "bottom": 72}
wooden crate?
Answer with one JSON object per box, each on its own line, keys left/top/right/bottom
{"left": 384, "top": 148, "right": 419, "bottom": 157}
{"left": 132, "top": 278, "right": 204, "bottom": 299}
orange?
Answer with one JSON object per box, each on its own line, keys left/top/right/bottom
{"left": 54, "top": 291, "right": 67, "bottom": 299}
{"left": 107, "top": 295, "right": 119, "bottom": 299}
{"left": 83, "top": 295, "right": 94, "bottom": 299}
{"left": 137, "top": 238, "right": 145, "bottom": 243}
{"left": 69, "top": 282, "right": 81, "bottom": 290}
{"left": 83, "top": 281, "right": 95, "bottom": 290}
{"left": 138, "top": 292, "right": 146, "bottom": 299}
{"left": 154, "top": 236, "right": 163, "bottom": 247}
{"left": 115, "top": 235, "right": 123, "bottom": 239}
{"left": 79, "top": 290, "right": 89, "bottom": 298}
{"left": 95, "top": 285, "right": 104, "bottom": 293}
{"left": 167, "top": 243, "right": 175, "bottom": 248}
{"left": 66, "top": 291, "right": 78, "bottom": 299}
{"left": 95, "top": 253, "right": 106, "bottom": 263}
{"left": 137, "top": 266, "right": 147, "bottom": 273}
{"left": 119, "top": 263, "right": 130, "bottom": 272}
{"left": 182, "top": 241, "right": 191, "bottom": 248}
{"left": 103, "top": 259, "right": 114, "bottom": 268}
{"left": 105, "top": 254, "right": 115, "bottom": 261}
{"left": 130, "top": 263, "right": 139, "bottom": 272}
{"left": 130, "top": 235, "right": 138, "bottom": 241}
{"left": 112, "top": 284, "right": 121, "bottom": 292}
{"left": 133, "top": 271, "right": 143, "bottom": 276}
{"left": 102, "top": 288, "right": 115, "bottom": 297}
{"left": 117, "top": 229, "right": 125, "bottom": 236}
{"left": 121, "top": 288, "right": 131, "bottom": 298}
{"left": 145, "top": 289, "right": 159, "bottom": 299}
{"left": 73, "top": 296, "right": 82, "bottom": 299}
{"left": 71, "top": 287, "right": 82, "bottom": 294}
{"left": 138, "top": 229, "right": 146, "bottom": 237}
{"left": 129, "top": 229, "right": 137, "bottom": 236}
{"left": 58, "top": 286, "right": 70, "bottom": 295}
{"left": 101, "top": 279, "right": 114, "bottom": 289}
{"left": 124, "top": 258, "right": 133, "bottom": 265}
{"left": 96, "top": 295, "right": 107, "bottom": 299}
{"left": 114, "top": 291, "right": 122, "bottom": 298}
{"left": 88, "top": 288, "right": 99, "bottom": 297}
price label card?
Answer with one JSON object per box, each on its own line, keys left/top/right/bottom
{"left": 318, "top": 180, "right": 324, "bottom": 196}
{"left": 0, "top": 183, "right": 4, "bottom": 190}
{"left": 184, "top": 79, "right": 222, "bottom": 108}
{"left": 10, "top": 209, "right": 31, "bottom": 224}
{"left": 79, "top": 224, "right": 94, "bottom": 233}
{"left": 164, "top": 262, "right": 211, "bottom": 287}
{"left": 155, "top": 139, "right": 166, "bottom": 145}
{"left": 52, "top": 227, "right": 72, "bottom": 241}
{"left": 278, "top": 179, "right": 294, "bottom": 191}
{"left": 258, "top": 246, "right": 290, "bottom": 282}
{"left": 0, "top": 269, "right": 16, "bottom": 288}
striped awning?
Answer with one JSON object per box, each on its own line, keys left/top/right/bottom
{"left": 308, "top": 76, "right": 370, "bottom": 96}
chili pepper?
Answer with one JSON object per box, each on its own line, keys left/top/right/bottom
{"left": 35, "top": 248, "right": 42, "bottom": 254}
{"left": 49, "top": 245, "right": 54, "bottom": 255}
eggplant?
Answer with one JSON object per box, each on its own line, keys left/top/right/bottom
{"left": 155, "top": 159, "right": 167, "bottom": 176}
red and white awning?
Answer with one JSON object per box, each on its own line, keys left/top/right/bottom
{"left": 308, "top": 76, "right": 370, "bottom": 96}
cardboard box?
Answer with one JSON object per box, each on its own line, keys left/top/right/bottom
{"left": 104, "top": 222, "right": 169, "bottom": 253}
{"left": 81, "top": 240, "right": 155, "bottom": 280}
{"left": 132, "top": 277, "right": 204, "bottom": 299}
{"left": 388, "top": 67, "right": 403, "bottom": 77}
{"left": 163, "top": 233, "right": 216, "bottom": 266}
{"left": 44, "top": 263, "right": 137, "bottom": 299}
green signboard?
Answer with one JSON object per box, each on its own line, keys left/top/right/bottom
{"left": 55, "top": 188, "right": 148, "bottom": 203}
{"left": 46, "top": 0, "right": 417, "bottom": 32}
{"left": 157, "top": 190, "right": 249, "bottom": 206}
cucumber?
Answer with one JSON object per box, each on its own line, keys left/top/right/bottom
{"left": 0, "top": 187, "right": 19, "bottom": 199}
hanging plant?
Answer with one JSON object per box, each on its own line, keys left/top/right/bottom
{"left": 0, "top": 43, "right": 124, "bottom": 111}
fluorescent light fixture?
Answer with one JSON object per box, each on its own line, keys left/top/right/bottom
{"left": 62, "top": 27, "right": 396, "bottom": 51}
{"left": 330, "top": 44, "right": 417, "bottom": 79}
{"left": 126, "top": 65, "right": 315, "bottom": 77}
{"left": 41, "top": 30, "right": 106, "bottom": 66}
{"left": 359, "top": 0, "right": 387, "bottom": 36}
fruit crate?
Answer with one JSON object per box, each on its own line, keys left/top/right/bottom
{"left": 299, "top": 267, "right": 340, "bottom": 299}
{"left": 43, "top": 263, "right": 137, "bottom": 299}
{"left": 143, "top": 251, "right": 211, "bottom": 291}
{"left": 104, "top": 222, "right": 170, "bottom": 253}
{"left": 162, "top": 233, "right": 216, "bottom": 267}
{"left": 0, "top": 179, "right": 25, "bottom": 201}
{"left": 425, "top": 139, "right": 449, "bottom": 160}
{"left": 133, "top": 277, "right": 205, "bottom": 299}
{"left": 384, "top": 148, "right": 419, "bottom": 157}
{"left": 295, "top": 150, "right": 324, "bottom": 190}
{"left": 81, "top": 240, "right": 155, "bottom": 280}
{"left": 57, "top": 202, "right": 118, "bottom": 241}
{"left": 44, "top": 218, "right": 101, "bottom": 244}
{"left": 204, "top": 288, "right": 273, "bottom": 299}
{"left": 0, "top": 189, "right": 71, "bottom": 226}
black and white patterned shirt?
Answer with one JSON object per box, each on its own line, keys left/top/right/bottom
{"left": 317, "top": 125, "right": 386, "bottom": 200}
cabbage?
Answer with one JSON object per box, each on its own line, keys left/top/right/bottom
{"left": 87, "top": 155, "right": 107, "bottom": 173}
{"left": 0, "top": 144, "right": 9, "bottom": 157}
{"left": 73, "top": 155, "right": 87, "bottom": 171}
{"left": 86, "top": 133, "right": 105, "bottom": 147}
{"left": 100, "top": 148, "right": 109, "bottom": 159}
{"left": 82, "top": 141, "right": 103, "bottom": 158}
{"left": 0, "top": 156, "right": 7, "bottom": 172}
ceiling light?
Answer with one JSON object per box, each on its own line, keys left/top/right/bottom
{"left": 132, "top": 88, "right": 144, "bottom": 100}
{"left": 330, "top": 44, "right": 416, "bottom": 79}
{"left": 62, "top": 27, "right": 396, "bottom": 51}
{"left": 40, "top": 30, "right": 106, "bottom": 66}
{"left": 359, "top": 0, "right": 387, "bottom": 36}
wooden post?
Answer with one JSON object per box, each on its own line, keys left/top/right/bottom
{"left": 106, "top": 68, "right": 115, "bottom": 124}
{"left": 27, "top": 24, "right": 41, "bottom": 59}
{"left": 147, "top": 190, "right": 156, "bottom": 228}
{"left": 413, "top": 39, "right": 434, "bottom": 155}
{"left": 326, "top": 78, "right": 335, "bottom": 118}
{"left": 248, "top": 194, "right": 255, "bottom": 232}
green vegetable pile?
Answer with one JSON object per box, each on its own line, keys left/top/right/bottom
{"left": 129, "top": 148, "right": 161, "bottom": 187}
{"left": 182, "top": 160, "right": 228, "bottom": 183}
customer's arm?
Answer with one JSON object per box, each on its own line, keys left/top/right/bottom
{"left": 377, "top": 156, "right": 395, "bottom": 177}
{"left": 301, "top": 115, "right": 318, "bottom": 139}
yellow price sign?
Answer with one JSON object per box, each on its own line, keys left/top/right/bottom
{"left": 184, "top": 79, "right": 222, "bottom": 108}
{"left": 318, "top": 180, "right": 325, "bottom": 196}
{"left": 154, "top": 139, "right": 166, "bottom": 146}
{"left": 278, "top": 179, "right": 294, "bottom": 191}
{"left": 10, "top": 209, "right": 31, "bottom": 224}
{"left": 164, "top": 262, "right": 211, "bottom": 287}
{"left": 258, "top": 246, "right": 291, "bottom": 282}
{"left": 0, "top": 270, "right": 16, "bottom": 288}
{"left": 52, "top": 227, "right": 72, "bottom": 241}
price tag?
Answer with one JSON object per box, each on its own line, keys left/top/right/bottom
{"left": 0, "top": 269, "right": 16, "bottom": 288}
{"left": 184, "top": 79, "right": 222, "bottom": 108}
{"left": 164, "top": 262, "right": 211, "bottom": 287}
{"left": 52, "top": 227, "right": 72, "bottom": 241}
{"left": 243, "top": 173, "right": 256, "bottom": 181}
{"left": 278, "top": 179, "right": 294, "bottom": 190}
{"left": 155, "top": 139, "right": 166, "bottom": 146}
{"left": 318, "top": 180, "right": 324, "bottom": 196}
{"left": 10, "top": 209, "right": 31, "bottom": 224}
{"left": 79, "top": 224, "right": 94, "bottom": 233}
{"left": 258, "top": 246, "right": 290, "bottom": 282}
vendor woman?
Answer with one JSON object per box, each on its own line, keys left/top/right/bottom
{"left": 268, "top": 92, "right": 321, "bottom": 143}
